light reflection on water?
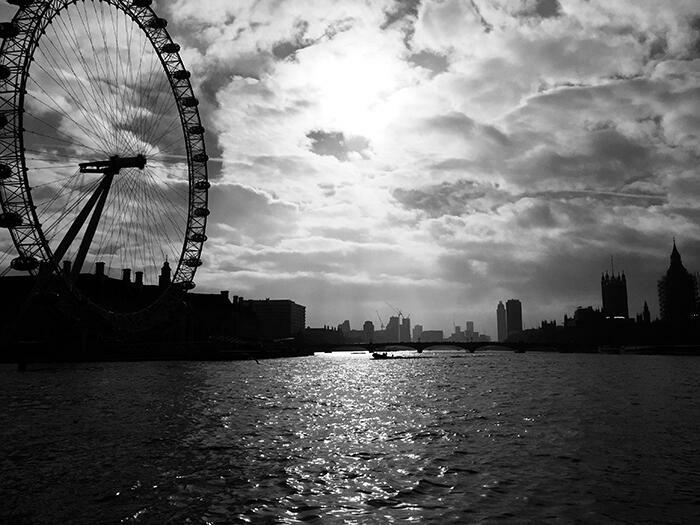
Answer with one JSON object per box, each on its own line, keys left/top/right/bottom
{"left": 1, "top": 351, "right": 700, "bottom": 523}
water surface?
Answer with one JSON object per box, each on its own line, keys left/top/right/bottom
{"left": 1, "top": 351, "right": 699, "bottom": 523}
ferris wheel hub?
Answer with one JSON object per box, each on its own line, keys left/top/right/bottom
{"left": 78, "top": 154, "right": 147, "bottom": 174}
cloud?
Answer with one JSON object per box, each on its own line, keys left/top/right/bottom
{"left": 306, "top": 130, "right": 371, "bottom": 161}
{"left": 0, "top": 0, "right": 697, "bottom": 337}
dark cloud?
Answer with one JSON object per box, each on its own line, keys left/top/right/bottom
{"left": 533, "top": 0, "right": 561, "bottom": 19}
{"left": 407, "top": 50, "right": 449, "bottom": 75}
{"left": 382, "top": 0, "right": 421, "bottom": 29}
{"left": 425, "top": 111, "right": 510, "bottom": 146}
{"left": 272, "top": 20, "right": 314, "bottom": 60}
{"left": 207, "top": 183, "right": 299, "bottom": 244}
{"left": 516, "top": 201, "right": 559, "bottom": 229}
{"left": 306, "top": 130, "right": 371, "bottom": 162}
{"left": 393, "top": 179, "right": 507, "bottom": 217}
{"left": 469, "top": 0, "right": 493, "bottom": 32}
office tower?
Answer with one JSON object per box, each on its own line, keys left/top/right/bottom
{"left": 399, "top": 317, "right": 411, "bottom": 342}
{"left": 363, "top": 320, "right": 374, "bottom": 342}
{"left": 496, "top": 301, "right": 507, "bottom": 342}
{"left": 386, "top": 316, "right": 400, "bottom": 341}
{"left": 413, "top": 324, "right": 423, "bottom": 341}
{"left": 506, "top": 299, "right": 522, "bottom": 337}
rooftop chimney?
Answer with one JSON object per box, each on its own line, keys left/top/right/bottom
{"left": 135, "top": 271, "right": 144, "bottom": 286}
{"left": 122, "top": 268, "right": 131, "bottom": 283}
{"left": 220, "top": 290, "right": 229, "bottom": 300}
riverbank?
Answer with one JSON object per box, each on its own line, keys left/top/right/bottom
{"left": 1, "top": 339, "right": 314, "bottom": 364}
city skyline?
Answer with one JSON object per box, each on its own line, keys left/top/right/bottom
{"left": 0, "top": 1, "right": 698, "bottom": 338}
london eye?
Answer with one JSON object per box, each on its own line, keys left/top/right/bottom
{"left": 0, "top": 0, "right": 209, "bottom": 322}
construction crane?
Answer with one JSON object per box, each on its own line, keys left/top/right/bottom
{"left": 385, "top": 302, "right": 408, "bottom": 322}
{"left": 375, "top": 310, "right": 385, "bottom": 330}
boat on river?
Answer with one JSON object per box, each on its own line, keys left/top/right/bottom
{"left": 371, "top": 352, "right": 423, "bottom": 360}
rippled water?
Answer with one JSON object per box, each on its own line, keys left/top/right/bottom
{"left": 1, "top": 351, "right": 699, "bottom": 524}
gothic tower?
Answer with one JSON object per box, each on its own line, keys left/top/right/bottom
{"left": 601, "top": 271, "right": 629, "bottom": 318}
{"left": 658, "top": 240, "right": 698, "bottom": 322}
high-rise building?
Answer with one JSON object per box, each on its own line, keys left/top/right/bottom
{"left": 601, "top": 272, "right": 629, "bottom": 318}
{"left": 399, "top": 317, "right": 411, "bottom": 342}
{"left": 506, "top": 299, "right": 523, "bottom": 338}
{"left": 363, "top": 320, "right": 374, "bottom": 342}
{"left": 465, "top": 321, "right": 474, "bottom": 333}
{"left": 658, "top": 241, "right": 698, "bottom": 322}
{"left": 386, "top": 316, "right": 400, "bottom": 341}
{"left": 412, "top": 324, "right": 423, "bottom": 341}
{"left": 496, "top": 301, "right": 507, "bottom": 342}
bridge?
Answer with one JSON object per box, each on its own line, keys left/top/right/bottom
{"left": 311, "top": 341, "right": 569, "bottom": 353}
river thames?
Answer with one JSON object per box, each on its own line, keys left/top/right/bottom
{"left": 1, "top": 351, "right": 699, "bottom": 524}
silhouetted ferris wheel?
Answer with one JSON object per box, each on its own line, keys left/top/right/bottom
{"left": 0, "top": 0, "right": 209, "bottom": 322}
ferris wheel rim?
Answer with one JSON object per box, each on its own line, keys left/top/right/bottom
{"left": 0, "top": 0, "right": 209, "bottom": 317}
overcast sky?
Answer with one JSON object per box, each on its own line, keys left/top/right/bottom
{"left": 3, "top": 0, "right": 699, "bottom": 337}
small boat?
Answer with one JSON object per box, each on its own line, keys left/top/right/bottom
{"left": 372, "top": 352, "right": 390, "bottom": 360}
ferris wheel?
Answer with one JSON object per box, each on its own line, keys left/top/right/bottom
{"left": 0, "top": 0, "right": 209, "bottom": 320}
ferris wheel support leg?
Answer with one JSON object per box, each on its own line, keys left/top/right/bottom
{"left": 52, "top": 174, "right": 114, "bottom": 266}
{"left": 71, "top": 172, "right": 115, "bottom": 278}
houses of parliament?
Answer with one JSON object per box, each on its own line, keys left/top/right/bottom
{"left": 507, "top": 240, "right": 700, "bottom": 349}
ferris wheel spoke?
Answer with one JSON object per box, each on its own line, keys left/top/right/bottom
{"left": 143, "top": 169, "right": 189, "bottom": 233}
{"left": 25, "top": 148, "right": 85, "bottom": 161}
{"left": 43, "top": 12, "right": 120, "bottom": 151}
{"left": 26, "top": 64, "right": 114, "bottom": 154}
{"left": 142, "top": 82, "right": 177, "bottom": 147}
{"left": 146, "top": 116, "right": 184, "bottom": 156}
{"left": 32, "top": 37, "right": 115, "bottom": 152}
{"left": 65, "top": 4, "right": 122, "bottom": 151}
{"left": 25, "top": 96, "right": 112, "bottom": 156}
{"left": 23, "top": 79, "right": 112, "bottom": 152}
{"left": 26, "top": 129, "right": 106, "bottom": 157}
{"left": 110, "top": 4, "right": 137, "bottom": 154}
{"left": 92, "top": 1, "right": 136, "bottom": 153}
{"left": 42, "top": 177, "right": 102, "bottom": 246}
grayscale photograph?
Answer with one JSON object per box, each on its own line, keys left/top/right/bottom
{"left": 0, "top": 0, "right": 698, "bottom": 523}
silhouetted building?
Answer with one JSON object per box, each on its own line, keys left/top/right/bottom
{"left": 338, "top": 320, "right": 351, "bottom": 334}
{"left": 448, "top": 326, "right": 466, "bottom": 342}
{"left": 184, "top": 290, "right": 235, "bottom": 340}
{"left": 400, "top": 317, "right": 411, "bottom": 342}
{"left": 658, "top": 241, "right": 698, "bottom": 323}
{"left": 496, "top": 301, "right": 506, "bottom": 342}
{"left": 506, "top": 299, "right": 522, "bottom": 337}
{"left": 363, "top": 320, "right": 374, "bottom": 342}
{"left": 574, "top": 306, "right": 604, "bottom": 327}
{"left": 247, "top": 299, "right": 306, "bottom": 340}
{"left": 386, "top": 316, "right": 400, "bottom": 341}
{"left": 413, "top": 324, "right": 423, "bottom": 341}
{"left": 635, "top": 301, "right": 652, "bottom": 325}
{"left": 601, "top": 272, "right": 629, "bottom": 318}
{"left": 158, "top": 260, "right": 171, "bottom": 288}
{"left": 421, "top": 330, "right": 443, "bottom": 342}
{"left": 302, "top": 326, "right": 343, "bottom": 345}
